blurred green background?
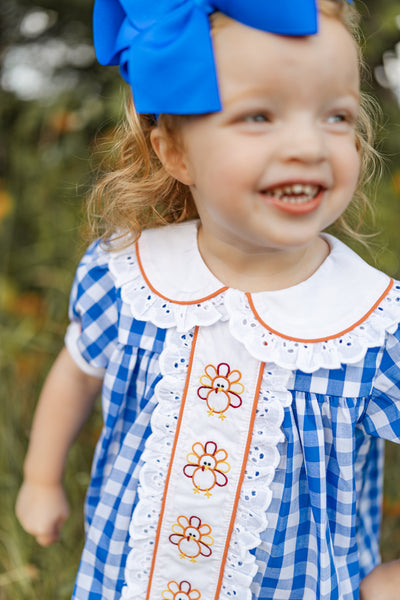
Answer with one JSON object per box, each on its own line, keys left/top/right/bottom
{"left": 1, "top": 0, "right": 400, "bottom": 598}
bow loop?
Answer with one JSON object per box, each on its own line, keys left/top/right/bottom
{"left": 94, "top": 0, "right": 220, "bottom": 113}
{"left": 93, "top": 0, "right": 351, "bottom": 115}
{"left": 126, "top": 2, "right": 221, "bottom": 113}
{"left": 93, "top": 0, "right": 187, "bottom": 65}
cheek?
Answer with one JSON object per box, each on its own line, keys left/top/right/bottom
{"left": 189, "top": 156, "right": 236, "bottom": 202}
{"left": 185, "top": 136, "right": 252, "bottom": 192}
{"left": 336, "top": 140, "right": 361, "bottom": 188}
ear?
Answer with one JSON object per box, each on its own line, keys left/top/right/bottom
{"left": 150, "top": 127, "right": 194, "bottom": 186}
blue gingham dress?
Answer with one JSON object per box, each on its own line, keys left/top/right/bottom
{"left": 65, "top": 220, "right": 400, "bottom": 600}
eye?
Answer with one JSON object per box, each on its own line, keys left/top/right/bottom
{"left": 326, "top": 113, "right": 347, "bottom": 124}
{"left": 243, "top": 113, "right": 270, "bottom": 124}
{"left": 325, "top": 111, "right": 356, "bottom": 127}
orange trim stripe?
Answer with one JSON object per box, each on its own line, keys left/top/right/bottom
{"left": 136, "top": 241, "right": 228, "bottom": 306}
{"left": 214, "top": 362, "right": 265, "bottom": 600}
{"left": 246, "top": 278, "right": 394, "bottom": 344}
{"left": 146, "top": 326, "right": 199, "bottom": 600}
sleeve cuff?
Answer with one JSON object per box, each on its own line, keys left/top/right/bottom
{"left": 64, "top": 322, "right": 106, "bottom": 379}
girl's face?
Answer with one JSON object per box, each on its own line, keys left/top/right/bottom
{"left": 158, "top": 14, "right": 361, "bottom": 271}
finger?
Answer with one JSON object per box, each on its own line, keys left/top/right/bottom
{"left": 34, "top": 519, "right": 65, "bottom": 546}
{"left": 36, "top": 520, "right": 65, "bottom": 546}
{"left": 35, "top": 531, "right": 60, "bottom": 546}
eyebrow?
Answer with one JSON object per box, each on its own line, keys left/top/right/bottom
{"left": 331, "top": 91, "right": 361, "bottom": 106}
{"left": 221, "top": 89, "right": 361, "bottom": 111}
{"left": 220, "top": 89, "right": 277, "bottom": 109}
{"left": 350, "top": 91, "right": 361, "bottom": 103}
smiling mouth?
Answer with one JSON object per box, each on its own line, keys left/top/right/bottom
{"left": 262, "top": 183, "right": 322, "bottom": 204}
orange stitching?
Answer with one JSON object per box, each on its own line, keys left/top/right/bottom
{"left": 136, "top": 242, "right": 228, "bottom": 305}
{"left": 246, "top": 278, "right": 394, "bottom": 343}
{"left": 146, "top": 327, "right": 199, "bottom": 599}
{"left": 214, "top": 362, "right": 265, "bottom": 600}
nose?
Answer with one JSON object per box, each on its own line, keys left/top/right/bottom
{"left": 280, "top": 117, "right": 328, "bottom": 164}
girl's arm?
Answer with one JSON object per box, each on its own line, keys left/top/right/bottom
{"left": 360, "top": 560, "right": 400, "bottom": 600}
{"left": 16, "top": 347, "right": 103, "bottom": 546}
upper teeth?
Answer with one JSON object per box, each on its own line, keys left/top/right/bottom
{"left": 267, "top": 184, "right": 320, "bottom": 203}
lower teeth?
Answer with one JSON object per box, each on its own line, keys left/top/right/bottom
{"left": 281, "top": 195, "right": 313, "bottom": 204}
{"left": 264, "top": 187, "right": 321, "bottom": 203}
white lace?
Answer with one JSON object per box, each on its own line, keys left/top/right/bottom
{"left": 111, "top": 244, "right": 400, "bottom": 373}
{"left": 220, "top": 365, "right": 292, "bottom": 599}
{"left": 110, "top": 247, "right": 227, "bottom": 331}
{"left": 123, "top": 326, "right": 293, "bottom": 600}
{"left": 226, "top": 286, "right": 400, "bottom": 373}
{"left": 123, "top": 328, "right": 193, "bottom": 598}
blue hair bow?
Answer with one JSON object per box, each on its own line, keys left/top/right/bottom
{"left": 93, "top": 0, "right": 349, "bottom": 115}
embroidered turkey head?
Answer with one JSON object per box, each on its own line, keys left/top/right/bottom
{"left": 162, "top": 580, "right": 201, "bottom": 600}
{"left": 183, "top": 441, "right": 230, "bottom": 497}
{"left": 197, "top": 362, "right": 244, "bottom": 419}
{"left": 169, "top": 515, "right": 214, "bottom": 562}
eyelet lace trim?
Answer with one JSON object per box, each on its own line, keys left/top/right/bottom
{"left": 220, "top": 366, "right": 292, "bottom": 600}
{"left": 123, "top": 328, "right": 292, "bottom": 600}
{"left": 226, "top": 286, "right": 400, "bottom": 373}
{"left": 123, "top": 328, "right": 194, "bottom": 598}
{"left": 110, "top": 247, "right": 227, "bottom": 331}
{"left": 110, "top": 245, "right": 400, "bottom": 372}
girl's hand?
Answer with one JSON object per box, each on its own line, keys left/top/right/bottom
{"left": 360, "top": 561, "right": 400, "bottom": 600}
{"left": 15, "top": 347, "right": 101, "bottom": 547}
{"left": 16, "top": 480, "right": 70, "bottom": 546}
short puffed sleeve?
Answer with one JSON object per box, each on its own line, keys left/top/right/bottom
{"left": 64, "top": 240, "right": 119, "bottom": 378}
{"left": 359, "top": 324, "right": 400, "bottom": 442}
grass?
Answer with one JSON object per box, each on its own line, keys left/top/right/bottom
{"left": 0, "top": 323, "right": 104, "bottom": 599}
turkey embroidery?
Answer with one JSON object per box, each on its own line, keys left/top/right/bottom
{"left": 169, "top": 515, "right": 214, "bottom": 562}
{"left": 183, "top": 441, "right": 230, "bottom": 497}
{"left": 162, "top": 580, "right": 201, "bottom": 600}
{"left": 197, "top": 362, "right": 244, "bottom": 419}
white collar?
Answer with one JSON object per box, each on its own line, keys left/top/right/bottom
{"left": 109, "top": 220, "right": 400, "bottom": 371}
{"left": 132, "top": 220, "right": 393, "bottom": 340}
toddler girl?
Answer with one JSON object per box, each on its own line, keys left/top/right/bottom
{"left": 16, "top": 0, "right": 400, "bottom": 598}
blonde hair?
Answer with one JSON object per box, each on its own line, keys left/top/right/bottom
{"left": 88, "top": 0, "right": 380, "bottom": 246}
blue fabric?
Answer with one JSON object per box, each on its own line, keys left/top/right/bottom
{"left": 67, "top": 238, "right": 399, "bottom": 600}
{"left": 93, "top": 0, "right": 322, "bottom": 114}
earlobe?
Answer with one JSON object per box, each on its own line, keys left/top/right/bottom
{"left": 150, "top": 128, "right": 194, "bottom": 185}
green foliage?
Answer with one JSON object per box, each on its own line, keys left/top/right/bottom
{"left": 0, "top": 0, "right": 400, "bottom": 596}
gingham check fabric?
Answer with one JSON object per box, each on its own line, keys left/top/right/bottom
{"left": 66, "top": 240, "right": 400, "bottom": 600}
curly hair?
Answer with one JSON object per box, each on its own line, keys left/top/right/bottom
{"left": 87, "top": 0, "right": 381, "bottom": 247}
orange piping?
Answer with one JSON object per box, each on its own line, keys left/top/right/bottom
{"left": 246, "top": 278, "right": 394, "bottom": 344}
{"left": 136, "top": 242, "right": 228, "bottom": 305}
{"left": 146, "top": 326, "right": 199, "bottom": 600}
{"left": 214, "top": 362, "right": 265, "bottom": 600}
